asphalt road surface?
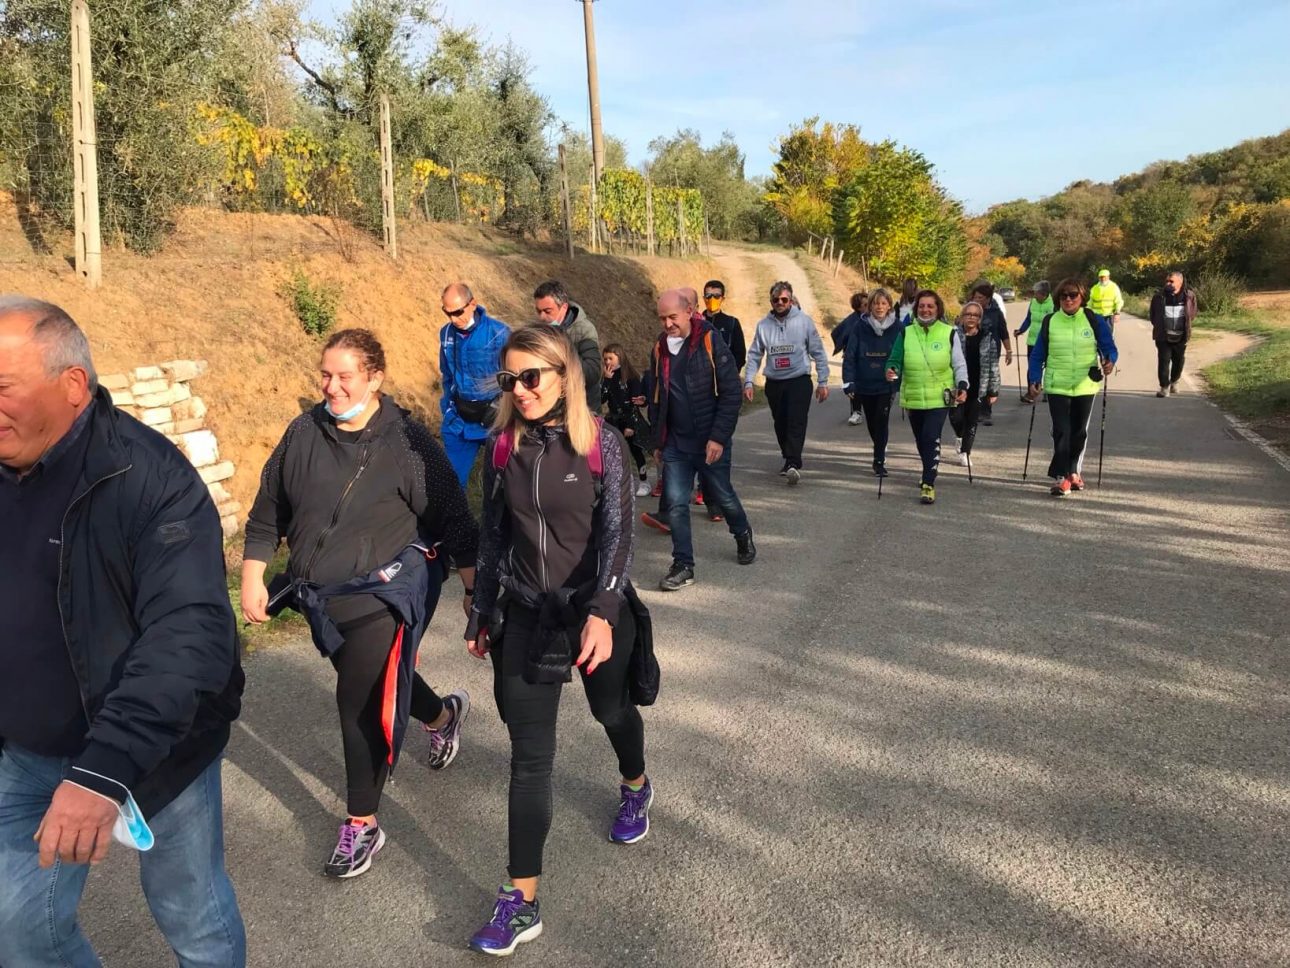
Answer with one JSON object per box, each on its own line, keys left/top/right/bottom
{"left": 81, "top": 307, "right": 1290, "bottom": 966}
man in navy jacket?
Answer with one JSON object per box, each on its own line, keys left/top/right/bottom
{"left": 647, "top": 290, "right": 755, "bottom": 591}
{"left": 0, "top": 296, "right": 245, "bottom": 967}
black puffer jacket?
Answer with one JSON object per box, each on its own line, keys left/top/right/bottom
{"left": 646, "top": 318, "right": 742, "bottom": 448}
{"left": 244, "top": 396, "right": 479, "bottom": 621}
{"left": 48, "top": 389, "right": 243, "bottom": 818}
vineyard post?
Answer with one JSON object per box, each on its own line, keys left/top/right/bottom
{"left": 704, "top": 213, "right": 711, "bottom": 256}
{"left": 378, "top": 94, "right": 397, "bottom": 259}
{"left": 558, "top": 144, "right": 575, "bottom": 259}
{"left": 450, "top": 159, "right": 462, "bottom": 222}
{"left": 71, "top": 0, "right": 102, "bottom": 288}
{"left": 861, "top": 255, "right": 869, "bottom": 285}
{"left": 835, "top": 250, "right": 844, "bottom": 278}
{"left": 645, "top": 180, "right": 655, "bottom": 256}
{"left": 676, "top": 195, "right": 685, "bottom": 258}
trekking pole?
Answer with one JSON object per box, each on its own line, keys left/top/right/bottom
{"left": 1097, "top": 368, "right": 1110, "bottom": 488}
{"left": 1022, "top": 396, "right": 1037, "bottom": 480}
{"left": 1014, "top": 343, "right": 1025, "bottom": 402}
{"left": 878, "top": 470, "right": 883, "bottom": 500}
{"left": 966, "top": 450, "right": 974, "bottom": 484}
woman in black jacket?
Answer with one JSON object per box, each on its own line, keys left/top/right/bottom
{"left": 241, "top": 328, "right": 479, "bottom": 879}
{"left": 465, "top": 324, "right": 648, "bottom": 957}
{"left": 601, "top": 342, "right": 652, "bottom": 496}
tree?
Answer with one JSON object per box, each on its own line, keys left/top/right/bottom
{"left": 645, "top": 129, "right": 755, "bottom": 239}
{"left": 764, "top": 117, "right": 867, "bottom": 243}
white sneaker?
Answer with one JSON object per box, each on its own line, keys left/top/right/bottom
{"left": 635, "top": 479, "right": 651, "bottom": 497}
{"left": 786, "top": 467, "right": 801, "bottom": 486}
{"left": 847, "top": 412, "right": 863, "bottom": 426}
{"left": 954, "top": 436, "right": 963, "bottom": 453}
{"left": 957, "top": 452, "right": 969, "bottom": 467}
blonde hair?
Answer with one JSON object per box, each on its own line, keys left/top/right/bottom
{"left": 493, "top": 324, "right": 598, "bottom": 456}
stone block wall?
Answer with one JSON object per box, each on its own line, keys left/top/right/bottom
{"left": 98, "top": 361, "right": 241, "bottom": 538}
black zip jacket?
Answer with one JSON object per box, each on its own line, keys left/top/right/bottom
{"left": 646, "top": 318, "right": 742, "bottom": 449}
{"left": 244, "top": 397, "right": 479, "bottom": 621}
{"left": 21, "top": 389, "right": 244, "bottom": 818}
{"left": 468, "top": 422, "right": 634, "bottom": 637}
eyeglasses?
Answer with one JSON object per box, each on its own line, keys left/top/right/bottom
{"left": 704, "top": 292, "right": 723, "bottom": 300}
{"left": 443, "top": 304, "right": 471, "bottom": 319}
{"left": 496, "top": 366, "right": 560, "bottom": 392}
{"left": 772, "top": 296, "right": 792, "bottom": 305}
{"left": 1058, "top": 292, "right": 1081, "bottom": 300}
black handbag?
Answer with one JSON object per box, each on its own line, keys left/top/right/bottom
{"left": 624, "top": 584, "right": 659, "bottom": 706}
{"left": 454, "top": 393, "right": 499, "bottom": 426}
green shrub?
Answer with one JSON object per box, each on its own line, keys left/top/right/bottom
{"left": 283, "top": 269, "right": 340, "bottom": 338}
{"left": 1194, "top": 268, "right": 1246, "bottom": 315}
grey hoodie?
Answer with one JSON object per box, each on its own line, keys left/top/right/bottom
{"left": 745, "top": 306, "right": 831, "bottom": 387}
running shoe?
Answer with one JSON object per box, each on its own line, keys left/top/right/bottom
{"left": 847, "top": 411, "right": 863, "bottom": 426}
{"left": 919, "top": 483, "right": 936, "bottom": 505}
{"left": 779, "top": 462, "right": 790, "bottom": 476}
{"left": 707, "top": 511, "right": 724, "bottom": 522}
{"left": 786, "top": 467, "right": 801, "bottom": 486}
{"left": 1169, "top": 382, "right": 1179, "bottom": 395}
{"left": 982, "top": 417, "right": 993, "bottom": 426}
{"left": 640, "top": 511, "right": 671, "bottom": 534}
{"left": 659, "top": 563, "right": 694, "bottom": 592}
{"left": 694, "top": 490, "right": 705, "bottom": 505}
{"left": 1068, "top": 473, "right": 1085, "bottom": 492}
{"left": 1050, "top": 477, "right": 1071, "bottom": 498}
{"left": 425, "top": 689, "right": 469, "bottom": 771}
{"left": 634, "top": 479, "right": 652, "bottom": 497}
{"left": 956, "top": 452, "right": 969, "bottom": 467}
{"left": 468, "top": 887, "right": 543, "bottom": 956}
{"left": 323, "top": 819, "right": 385, "bottom": 879}
{"left": 873, "top": 461, "right": 888, "bottom": 478}
{"left": 735, "top": 530, "right": 756, "bottom": 565}
{"left": 650, "top": 479, "right": 663, "bottom": 498}
{"left": 610, "top": 778, "right": 654, "bottom": 844}
{"left": 1156, "top": 387, "right": 1168, "bottom": 398}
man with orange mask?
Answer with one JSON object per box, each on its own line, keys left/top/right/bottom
{"left": 702, "top": 280, "right": 746, "bottom": 373}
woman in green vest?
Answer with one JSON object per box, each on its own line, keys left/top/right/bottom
{"left": 885, "top": 290, "right": 968, "bottom": 504}
{"left": 1026, "top": 278, "right": 1118, "bottom": 497}
{"left": 1015, "top": 281, "right": 1054, "bottom": 404}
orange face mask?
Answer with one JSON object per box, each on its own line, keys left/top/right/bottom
{"left": 704, "top": 296, "right": 722, "bottom": 313}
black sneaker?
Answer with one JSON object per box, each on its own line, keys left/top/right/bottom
{"left": 873, "top": 460, "right": 888, "bottom": 478}
{"left": 735, "top": 530, "right": 756, "bottom": 565}
{"left": 659, "top": 563, "right": 695, "bottom": 591}
{"left": 425, "top": 689, "right": 469, "bottom": 771}
{"left": 324, "top": 820, "right": 385, "bottom": 878}
{"left": 778, "top": 462, "right": 790, "bottom": 476}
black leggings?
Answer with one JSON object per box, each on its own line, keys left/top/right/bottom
{"left": 490, "top": 602, "right": 644, "bottom": 879}
{"left": 330, "top": 607, "right": 444, "bottom": 817}
{"left": 855, "top": 392, "right": 893, "bottom": 462}
{"left": 1047, "top": 393, "right": 1096, "bottom": 479}
{"left": 907, "top": 408, "right": 948, "bottom": 485}
{"left": 948, "top": 394, "right": 981, "bottom": 455}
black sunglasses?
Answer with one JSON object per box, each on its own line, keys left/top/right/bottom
{"left": 443, "top": 304, "right": 471, "bottom": 319}
{"left": 1058, "top": 291, "right": 1081, "bottom": 299}
{"left": 496, "top": 366, "right": 560, "bottom": 392}
{"left": 772, "top": 296, "right": 792, "bottom": 304}
{"left": 704, "top": 291, "right": 723, "bottom": 299}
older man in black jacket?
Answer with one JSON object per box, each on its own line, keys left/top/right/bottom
{"left": 647, "top": 289, "right": 755, "bottom": 591}
{"left": 0, "top": 296, "right": 245, "bottom": 967}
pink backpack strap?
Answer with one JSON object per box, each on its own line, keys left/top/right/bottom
{"left": 588, "top": 417, "right": 604, "bottom": 479}
{"left": 492, "top": 428, "right": 516, "bottom": 471}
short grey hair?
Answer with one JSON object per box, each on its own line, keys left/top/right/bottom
{"left": 0, "top": 295, "right": 99, "bottom": 392}
{"left": 770, "top": 281, "right": 794, "bottom": 300}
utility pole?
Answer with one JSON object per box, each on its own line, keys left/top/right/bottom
{"left": 378, "top": 94, "right": 397, "bottom": 259}
{"left": 71, "top": 0, "right": 102, "bottom": 288}
{"left": 580, "top": 0, "right": 605, "bottom": 186}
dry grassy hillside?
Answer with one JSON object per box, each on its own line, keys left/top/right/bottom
{"left": 0, "top": 196, "right": 718, "bottom": 515}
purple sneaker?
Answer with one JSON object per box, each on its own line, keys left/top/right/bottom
{"left": 468, "top": 886, "right": 543, "bottom": 956}
{"left": 323, "top": 819, "right": 385, "bottom": 878}
{"left": 425, "top": 689, "right": 470, "bottom": 771}
{"left": 609, "top": 778, "right": 653, "bottom": 844}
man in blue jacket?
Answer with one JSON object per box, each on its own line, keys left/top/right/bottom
{"left": 439, "top": 283, "right": 509, "bottom": 486}
{"left": 0, "top": 297, "right": 245, "bottom": 967}
{"left": 647, "top": 290, "right": 755, "bottom": 591}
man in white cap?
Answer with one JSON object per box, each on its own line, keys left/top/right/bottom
{"left": 1088, "top": 268, "right": 1124, "bottom": 330}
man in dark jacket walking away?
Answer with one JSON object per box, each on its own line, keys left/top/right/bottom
{"left": 702, "top": 279, "right": 746, "bottom": 372}
{"left": 1150, "top": 270, "right": 1198, "bottom": 397}
{"left": 0, "top": 297, "right": 246, "bottom": 967}
{"left": 534, "top": 280, "right": 602, "bottom": 407}
{"left": 648, "top": 290, "right": 755, "bottom": 591}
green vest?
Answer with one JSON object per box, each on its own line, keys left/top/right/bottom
{"left": 1088, "top": 281, "right": 1121, "bottom": 317}
{"left": 900, "top": 321, "right": 955, "bottom": 410}
{"left": 1026, "top": 297, "right": 1053, "bottom": 346}
{"left": 1044, "top": 310, "right": 1100, "bottom": 397}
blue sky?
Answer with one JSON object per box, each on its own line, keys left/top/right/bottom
{"left": 307, "top": 0, "right": 1290, "bottom": 212}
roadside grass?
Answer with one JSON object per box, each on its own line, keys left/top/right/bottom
{"left": 1126, "top": 292, "right": 1290, "bottom": 448}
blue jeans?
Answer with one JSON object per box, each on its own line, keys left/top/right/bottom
{"left": 0, "top": 746, "right": 246, "bottom": 968}
{"left": 664, "top": 445, "right": 751, "bottom": 568}
{"left": 442, "top": 430, "right": 487, "bottom": 488}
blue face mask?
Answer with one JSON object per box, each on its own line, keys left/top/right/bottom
{"left": 112, "top": 790, "right": 155, "bottom": 852}
{"left": 325, "top": 388, "right": 374, "bottom": 422}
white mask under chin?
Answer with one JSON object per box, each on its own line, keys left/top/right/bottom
{"left": 666, "top": 336, "right": 685, "bottom": 354}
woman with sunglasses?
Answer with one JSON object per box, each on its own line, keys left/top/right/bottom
{"left": 242, "top": 328, "right": 479, "bottom": 879}
{"left": 842, "top": 287, "right": 902, "bottom": 475}
{"left": 465, "top": 325, "right": 648, "bottom": 956}
{"left": 1027, "top": 279, "right": 1117, "bottom": 497}
{"left": 884, "top": 290, "right": 968, "bottom": 504}
{"left": 947, "top": 301, "right": 1000, "bottom": 467}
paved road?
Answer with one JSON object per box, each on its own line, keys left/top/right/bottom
{"left": 82, "top": 307, "right": 1290, "bottom": 966}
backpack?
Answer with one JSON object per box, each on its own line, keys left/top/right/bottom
{"left": 490, "top": 416, "right": 605, "bottom": 500}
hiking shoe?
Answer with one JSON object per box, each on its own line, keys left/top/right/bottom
{"left": 650, "top": 479, "right": 663, "bottom": 498}
{"left": 610, "top": 778, "right": 654, "bottom": 844}
{"left": 1050, "top": 477, "right": 1071, "bottom": 498}
{"left": 640, "top": 512, "right": 671, "bottom": 535}
{"left": 735, "top": 530, "right": 756, "bottom": 565}
{"left": 659, "top": 563, "right": 695, "bottom": 592}
{"left": 323, "top": 819, "right": 385, "bottom": 879}
{"left": 468, "top": 887, "right": 543, "bottom": 956}
{"left": 786, "top": 467, "right": 801, "bottom": 486}
{"left": 873, "top": 461, "right": 888, "bottom": 478}
{"left": 1156, "top": 387, "right": 1168, "bottom": 398}
{"left": 1169, "top": 382, "right": 1179, "bottom": 395}
{"left": 919, "top": 483, "right": 935, "bottom": 505}
{"left": 847, "top": 411, "right": 863, "bottom": 426}
{"left": 425, "top": 689, "right": 469, "bottom": 771}
{"left": 634, "top": 479, "right": 652, "bottom": 497}
{"left": 1068, "top": 473, "right": 1085, "bottom": 492}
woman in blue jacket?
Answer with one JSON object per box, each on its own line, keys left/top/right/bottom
{"left": 842, "top": 288, "right": 903, "bottom": 477}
